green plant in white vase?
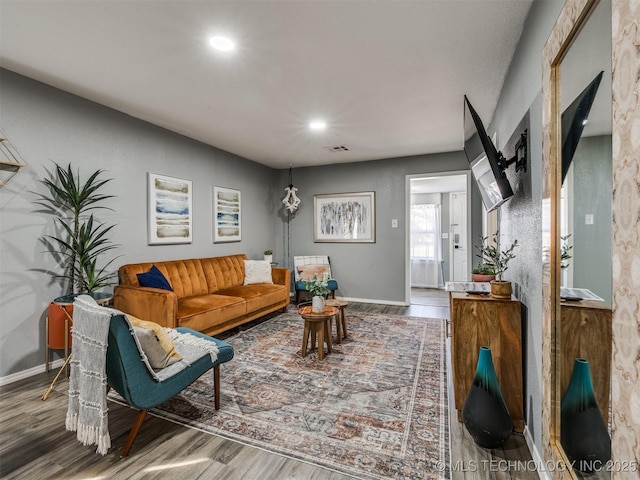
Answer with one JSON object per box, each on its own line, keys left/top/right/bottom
{"left": 304, "top": 272, "right": 330, "bottom": 312}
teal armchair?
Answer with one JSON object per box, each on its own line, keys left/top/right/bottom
{"left": 106, "top": 314, "right": 234, "bottom": 457}
{"left": 293, "top": 255, "right": 338, "bottom": 303}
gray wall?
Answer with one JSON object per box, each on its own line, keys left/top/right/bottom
{"left": 0, "top": 68, "right": 477, "bottom": 378}
{"left": 0, "top": 69, "right": 277, "bottom": 377}
{"left": 487, "top": 0, "right": 565, "bottom": 455}
{"left": 274, "top": 152, "right": 473, "bottom": 304}
{"left": 571, "top": 135, "right": 612, "bottom": 305}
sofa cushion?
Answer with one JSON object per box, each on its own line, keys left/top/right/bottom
{"left": 217, "top": 284, "right": 288, "bottom": 312}
{"left": 137, "top": 265, "right": 173, "bottom": 291}
{"left": 243, "top": 260, "right": 273, "bottom": 285}
{"left": 177, "top": 294, "right": 246, "bottom": 332}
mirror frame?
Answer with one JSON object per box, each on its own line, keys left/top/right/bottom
{"left": 542, "top": 0, "right": 603, "bottom": 477}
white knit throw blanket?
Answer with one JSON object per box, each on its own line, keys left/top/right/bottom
{"left": 65, "top": 295, "right": 112, "bottom": 455}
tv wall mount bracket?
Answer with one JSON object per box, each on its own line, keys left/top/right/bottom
{"left": 497, "top": 129, "right": 528, "bottom": 173}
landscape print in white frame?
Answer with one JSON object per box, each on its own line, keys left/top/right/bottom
{"left": 314, "top": 191, "right": 375, "bottom": 242}
{"left": 147, "top": 173, "right": 192, "bottom": 245}
{"left": 213, "top": 186, "right": 241, "bottom": 242}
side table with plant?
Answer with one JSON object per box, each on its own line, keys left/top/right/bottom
{"left": 304, "top": 272, "right": 331, "bottom": 312}
{"left": 37, "top": 162, "right": 119, "bottom": 368}
{"left": 476, "top": 232, "right": 518, "bottom": 298}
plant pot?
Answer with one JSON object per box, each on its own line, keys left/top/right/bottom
{"left": 47, "top": 302, "right": 73, "bottom": 349}
{"left": 312, "top": 295, "right": 325, "bottom": 313}
{"left": 490, "top": 281, "right": 512, "bottom": 299}
{"left": 264, "top": 254, "right": 273, "bottom": 263}
{"left": 472, "top": 273, "right": 496, "bottom": 283}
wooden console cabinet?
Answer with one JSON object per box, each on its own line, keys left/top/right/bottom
{"left": 560, "top": 299, "right": 612, "bottom": 425}
{"left": 449, "top": 292, "right": 524, "bottom": 432}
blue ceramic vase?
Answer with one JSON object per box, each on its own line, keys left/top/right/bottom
{"left": 561, "top": 358, "right": 610, "bottom": 472}
{"left": 462, "top": 346, "right": 513, "bottom": 448}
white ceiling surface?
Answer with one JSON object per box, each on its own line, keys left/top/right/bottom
{"left": 0, "top": 1, "right": 534, "bottom": 170}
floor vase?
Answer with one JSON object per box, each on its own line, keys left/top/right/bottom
{"left": 561, "top": 358, "right": 610, "bottom": 472}
{"left": 462, "top": 346, "right": 513, "bottom": 448}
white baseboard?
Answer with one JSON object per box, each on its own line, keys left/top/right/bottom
{"left": 0, "top": 358, "right": 64, "bottom": 387}
{"left": 524, "top": 426, "right": 552, "bottom": 480}
{"left": 335, "top": 296, "right": 409, "bottom": 307}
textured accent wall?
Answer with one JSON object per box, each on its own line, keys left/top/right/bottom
{"left": 611, "top": 0, "right": 640, "bottom": 473}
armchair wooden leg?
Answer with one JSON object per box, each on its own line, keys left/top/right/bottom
{"left": 121, "top": 409, "right": 148, "bottom": 458}
{"left": 214, "top": 364, "right": 220, "bottom": 410}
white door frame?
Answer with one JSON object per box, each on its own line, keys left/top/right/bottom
{"left": 405, "top": 171, "right": 472, "bottom": 305}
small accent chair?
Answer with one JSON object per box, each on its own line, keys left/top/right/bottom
{"left": 106, "top": 314, "right": 234, "bottom": 457}
{"left": 293, "top": 255, "right": 338, "bottom": 304}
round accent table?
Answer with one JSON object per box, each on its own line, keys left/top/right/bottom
{"left": 298, "top": 305, "right": 338, "bottom": 360}
{"left": 325, "top": 299, "right": 349, "bottom": 344}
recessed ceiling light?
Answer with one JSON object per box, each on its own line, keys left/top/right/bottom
{"left": 209, "top": 36, "right": 235, "bottom": 52}
{"left": 309, "top": 120, "right": 327, "bottom": 131}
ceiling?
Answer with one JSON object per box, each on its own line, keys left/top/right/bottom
{"left": 0, "top": 0, "right": 533, "bottom": 170}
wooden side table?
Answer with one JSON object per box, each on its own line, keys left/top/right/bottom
{"left": 298, "top": 305, "right": 338, "bottom": 360}
{"left": 449, "top": 292, "right": 524, "bottom": 432}
{"left": 325, "top": 299, "right": 348, "bottom": 344}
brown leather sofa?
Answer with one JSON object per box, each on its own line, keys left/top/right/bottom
{"left": 113, "top": 254, "right": 290, "bottom": 336}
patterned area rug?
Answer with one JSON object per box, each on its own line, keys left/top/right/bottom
{"left": 111, "top": 310, "right": 450, "bottom": 479}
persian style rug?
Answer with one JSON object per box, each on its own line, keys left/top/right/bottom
{"left": 110, "top": 310, "right": 450, "bottom": 479}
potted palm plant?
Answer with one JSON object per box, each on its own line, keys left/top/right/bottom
{"left": 39, "top": 162, "right": 119, "bottom": 294}
{"left": 37, "top": 162, "right": 119, "bottom": 352}
{"left": 476, "top": 232, "right": 518, "bottom": 298}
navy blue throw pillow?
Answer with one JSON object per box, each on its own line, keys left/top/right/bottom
{"left": 137, "top": 265, "right": 173, "bottom": 291}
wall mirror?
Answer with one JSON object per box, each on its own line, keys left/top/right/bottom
{"left": 552, "top": 0, "right": 612, "bottom": 476}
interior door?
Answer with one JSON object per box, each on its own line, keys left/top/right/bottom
{"left": 450, "top": 192, "right": 468, "bottom": 281}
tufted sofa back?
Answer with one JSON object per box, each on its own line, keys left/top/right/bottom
{"left": 118, "top": 254, "right": 248, "bottom": 299}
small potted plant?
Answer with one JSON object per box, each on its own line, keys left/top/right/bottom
{"left": 471, "top": 263, "right": 496, "bottom": 282}
{"left": 263, "top": 249, "right": 273, "bottom": 264}
{"left": 476, "top": 232, "right": 518, "bottom": 298}
{"left": 304, "top": 272, "right": 330, "bottom": 312}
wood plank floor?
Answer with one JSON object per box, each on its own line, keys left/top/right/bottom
{"left": 0, "top": 290, "right": 538, "bottom": 479}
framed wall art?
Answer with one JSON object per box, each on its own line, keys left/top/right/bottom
{"left": 213, "top": 186, "right": 241, "bottom": 242}
{"left": 314, "top": 191, "right": 375, "bottom": 243}
{"left": 147, "top": 173, "right": 192, "bottom": 245}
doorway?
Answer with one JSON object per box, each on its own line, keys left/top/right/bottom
{"left": 406, "top": 172, "right": 471, "bottom": 305}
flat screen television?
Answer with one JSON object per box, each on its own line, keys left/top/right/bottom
{"left": 463, "top": 95, "right": 514, "bottom": 212}
{"left": 561, "top": 71, "right": 603, "bottom": 183}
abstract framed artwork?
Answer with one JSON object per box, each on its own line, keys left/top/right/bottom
{"left": 147, "top": 173, "right": 193, "bottom": 245}
{"left": 213, "top": 186, "right": 241, "bottom": 242}
{"left": 314, "top": 191, "right": 375, "bottom": 243}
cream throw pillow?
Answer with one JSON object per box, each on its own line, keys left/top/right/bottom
{"left": 128, "top": 315, "right": 181, "bottom": 369}
{"left": 244, "top": 260, "right": 273, "bottom": 285}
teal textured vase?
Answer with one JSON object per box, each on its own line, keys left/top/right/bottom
{"left": 561, "top": 358, "right": 610, "bottom": 472}
{"left": 462, "top": 346, "right": 513, "bottom": 448}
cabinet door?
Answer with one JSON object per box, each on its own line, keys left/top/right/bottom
{"left": 451, "top": 295, "right": 523, "bottom": 431}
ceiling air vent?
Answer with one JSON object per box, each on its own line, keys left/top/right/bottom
{"left": 325, "top": 145, "right": 350, "bottom": 153}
